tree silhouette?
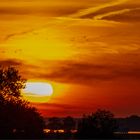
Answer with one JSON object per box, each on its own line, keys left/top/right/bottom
{"left": 63, "top": 116, "right": 76, "bottom": 133}
{"left": 0, "top": 67, "right": 26, "bottom": 98}
{"left": 47, "top": 117, "right": 62, "bottom": 131}
{"left": 0, "top": 67, "right": 46, "bottom": 138}
{"left": 77, "top": 109, "right": 118, "bottom": 139}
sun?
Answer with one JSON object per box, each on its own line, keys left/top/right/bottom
{"left": 24, "top": 82, "right": 53, "bottom": 97}
{"left": 22, "top": 81, "right": 70, "bottom": 103}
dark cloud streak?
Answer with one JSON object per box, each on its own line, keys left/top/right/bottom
{"left": 0, "top": 59, "right": 22, "bottom": 67}
{"left": 23, "top": 54, "right": 140, "bottom": 85}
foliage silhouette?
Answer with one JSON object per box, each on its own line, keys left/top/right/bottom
{"left": 62, "top": 116, "right": 76, "bottom": 139}
{"left": 47, "top": 117, "right": 62, "bottom": 131}
{"left": 77, "top": 109, "right": 118, "bottom": 139}
{"left": 0, "top": 67, "right": 45, "bottom": 138}
{"left": 63, "top": 116, "right": 76, "bottom": 133}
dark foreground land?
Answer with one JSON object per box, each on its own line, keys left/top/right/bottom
{"left": 43, "top": 132, "right": 140, "bottom": 139}
{"left": 115, "top": 134, "right": 140, "bottom": 139}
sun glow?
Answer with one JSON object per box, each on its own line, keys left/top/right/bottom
{"left": 24, "top": 82, "right": 53, "bottom": 96}
{"left": 22, "top": 81, "right": 70, "bottom": 103}
{"left": 4, "top": 26, "right": 75, "bottom": 62}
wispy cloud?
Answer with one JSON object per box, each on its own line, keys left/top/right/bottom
{"left": 69, "top": 0, "right": 128, "bottom": 18}
{"left": 40, "top": 58, "right": 140, "bottom": 85}
{"left": 94, "top": 8, "right": 131, "bottom": 20}
{"left": 31, "top": 102, "right": 105, "bottom": 117}
{"left": 101, "top": 8, "right": 140, "bottom": 22}
{"left": 0, "top": 59, "right": 22, "bottom": 67}
{"left": 17, "top": 48, "right": 140, "bottom": 85}
{"left": 31, "top": 102, "right": 77, "bottom": 110}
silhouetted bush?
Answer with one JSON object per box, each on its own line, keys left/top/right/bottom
{"left": 47, "top": 117, "right": 62, "bottom": 131}
{"left": 63, "top": 116, "right": 76, "bottom": 133}
{"left": 63, "top": 116, "right": 76, "bottom": 138}
{"left": 77, "top": 109, "right": 118, "bottom": 139}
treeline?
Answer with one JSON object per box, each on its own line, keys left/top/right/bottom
{"left": 45, "top": 109, "right": 118, "bottom": 139}
{"left": 47, "top": 116, "right": 76, "bottom": 132}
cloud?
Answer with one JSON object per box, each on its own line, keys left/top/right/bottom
{"left": 94, "top": 8, "right": 131, "bottom": 20}
{"left": 40, "top": 62, "right": 114, "bottom": 83}
{"left": 21, "top": 50, "right": 140, "bottom": 85}
{"left": 31, "top": 102, "right": 77, "bottom": 110}
{"left": 101, "top": 8, "right": 140, "bottom": 22}
{"left": 66, "top": 0, "right": 140, "bottom": 23}
{"left": 69, "top": 0, "right": 128, "bottom": 18}
{"left": 31, "top": 102, "right": 82, "bottom": 116}
{"left": 0, "top": 59, "right": 22, "bottom": 67}
{"left": 31, "top": 102, "right": 104, "bottom": 117}
{"left": 3, "top": 29, "right": 35, "bottom": 41}
{"left": 0, "top": 0, "right": 90, "bottom": 18}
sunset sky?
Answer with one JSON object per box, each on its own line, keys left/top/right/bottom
{"left": 0, "top": 0, "right": 140, "bottom": 117}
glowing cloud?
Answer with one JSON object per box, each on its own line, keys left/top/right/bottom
{"left": 69, "top": 0, "right": 128, "bottom": 18}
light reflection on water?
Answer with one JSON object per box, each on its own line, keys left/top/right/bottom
{"left": 44, "top": 129, "right": 140, "bottom": 135}
{"left": 115, "top": 131, "right": 140, "bottom": 135}
{"left": 128, "top": 131, "right": 140, "bottom": 134}
{"left": 44, "top": 129, "right": 77, "bottom": 134}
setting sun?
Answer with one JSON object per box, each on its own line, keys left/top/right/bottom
{"left": 24, "top": 82, "right": 53, "bottom": 96}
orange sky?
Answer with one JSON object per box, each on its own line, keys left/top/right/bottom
{"left": 0, "top": 0, "right": 140, "bottom": 117}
